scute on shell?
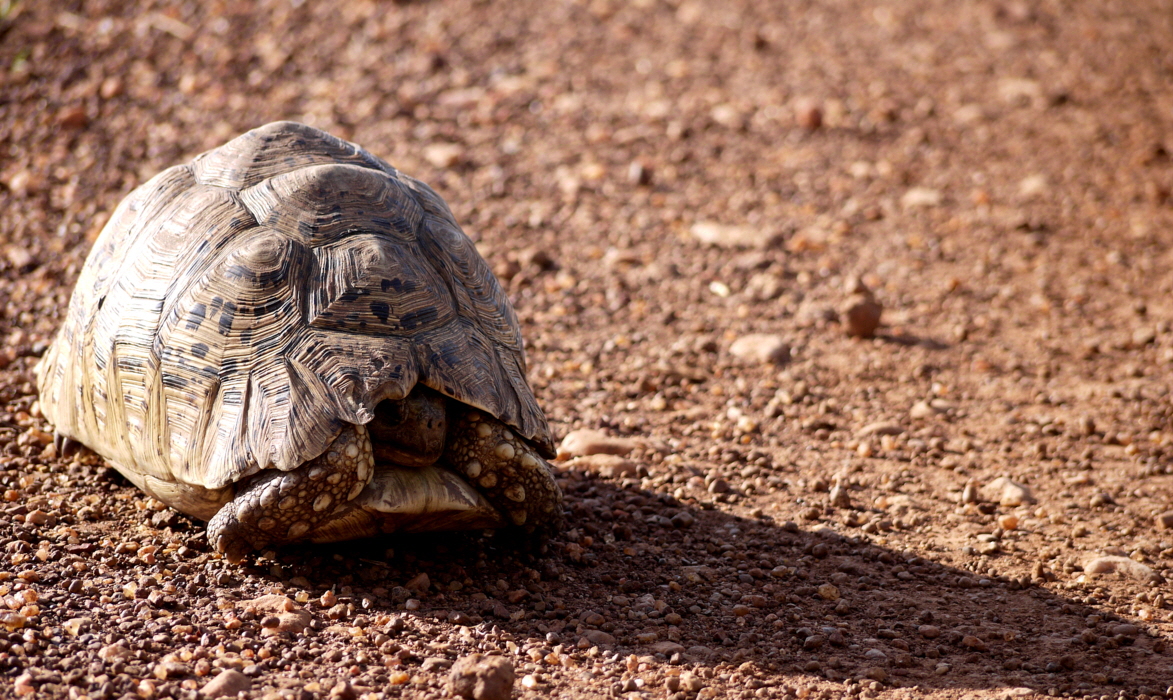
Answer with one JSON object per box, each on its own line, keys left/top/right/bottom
{"left": 35, "top": 122, "right": 553, "bottom": 518}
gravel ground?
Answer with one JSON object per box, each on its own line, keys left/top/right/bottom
{"left": 2, "top": 1, "right": 1173, "bottom": 699}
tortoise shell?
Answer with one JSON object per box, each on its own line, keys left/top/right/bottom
{"left": 36, "top": 121, "right": 553, "bottom": 518}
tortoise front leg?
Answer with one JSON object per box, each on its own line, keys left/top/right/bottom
{"left": 208, "top": 424, "right": 375, "bottom": 563}
{"left": 444, "top": 410, "right": 564, "bottom": 533}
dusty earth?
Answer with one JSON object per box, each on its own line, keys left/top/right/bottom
{"left": 3, "top": 0, "right": 1173, "bottom": 699}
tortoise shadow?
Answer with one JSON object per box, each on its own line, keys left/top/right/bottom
{"left": 195, "top": 467, "right": 1173, "bottom": 698}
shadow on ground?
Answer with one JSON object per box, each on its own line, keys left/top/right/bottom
{"left": 146, "top": 469, "right": 1172, "bottom": 699}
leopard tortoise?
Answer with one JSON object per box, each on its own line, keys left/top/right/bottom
{"left": 36, "top": 121, "right": 563, "bottom": 562}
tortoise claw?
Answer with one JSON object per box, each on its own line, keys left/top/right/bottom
{"left": 53, "top": 432, "right": 81, "bottom": 459}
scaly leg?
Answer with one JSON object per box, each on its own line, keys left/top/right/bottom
{"left": 207, "top": 424, "right": 375, "bottom": 562}
{"left": 443, "top": 410, "right": 563, "bottom": 533}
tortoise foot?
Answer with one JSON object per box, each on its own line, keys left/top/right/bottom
{"left": 444, "top": 410, "right": 564, "bottom": 533}
{"left": 208, "top": 424, "right": 375, "bottom": 562}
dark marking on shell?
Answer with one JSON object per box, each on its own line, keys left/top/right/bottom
{"left": 400, "top": 307, "right": 440, "bottom": 331}
{"left": 251, "top": 298, "right": 285, "bottom": 317}
{"left": 186, "top": 303, "right": 207, "bottom": 331}
{"left": 117, "top": 356, "right": 146, "bottom": 371}
{"left": 191, "top": 343, "right": 209, "bottom": 359}
{"left": 218, "top": 301, "right": 237, "bottom": 335}
{"left": 370, "top": 301, "right": 390, "bottom": 324}
{"left": 225, "top": 264, "right": 255, "bottom": 281}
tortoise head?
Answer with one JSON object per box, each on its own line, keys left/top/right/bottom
{"left": 367, "top": 385, "right": 449, "bottom": 468}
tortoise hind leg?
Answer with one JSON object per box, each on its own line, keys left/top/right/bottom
{"left": 208, "top": 424, "right": 375, "bottom": 563}
{"left": 443, "top": 410, "right": 564, "bottom": 533}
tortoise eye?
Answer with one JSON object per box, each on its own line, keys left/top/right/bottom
{"left": 375, "top": 400, "right": 406, "bottom": 427}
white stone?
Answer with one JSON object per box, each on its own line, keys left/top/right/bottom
{"left": 1083, "top": 555, "right": 1161, "bottom": 583}
{"left": 901, "top": 187, "right": 942, "bottom": 209}
{"left": 857, "top": 421, "right": 904, "bottom": 437}
{"left": 729, "top": 334, "right": 791, "bottom": 365}
{"left": 423, "top": 143, "right": 464, "bottom": 169}
{"left": 980, "top": 477, "right": 1035, "bottom": 506}
{"left": 690, "top": 221, "right": 782, "bottom": 249}
{"left": 557, "top": 429, "right": 639, "bottom": 459}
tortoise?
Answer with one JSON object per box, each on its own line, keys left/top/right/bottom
{"left": 35, "top": 121, "right": 563, "bottom": 562}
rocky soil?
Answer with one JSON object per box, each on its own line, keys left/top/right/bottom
{"left": 2, "top": 0, "right": 1173, "bottom": 699}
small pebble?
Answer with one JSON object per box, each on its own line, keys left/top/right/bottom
{"left": 843, "top": 296, "right": 882, "bottom": 338}
{"left": 627, "top": 160, "right": 652, "bottom": 186}
{"left": 423, "top": 142, "right": 465, "bottom": 168}
{"left": 13, "top": 673, "right": 34, "bottom": 697}
{"left": 981, "top": 477, "right": 1034, "bottom": 506}
{"left": 864, "top": 667, "right": 887, "bottom": 683}
{"left": 690, "top": 221, "right": 782, "bottom": 249}
{"left": 649, "top": 641, "right": 685, "bottom": 655}
{"left": 857, "top": 421, "right": 903, "bottom": 437}
{"left": 729, "top": 334, "right": 791, "bottom": 365}
{"left": 422, "top": 657, "right": 454, "bottom": 672}
{"left": 583, "top": 630, "right": 615, "bottom": 646}
{"left": 909, "top": 401, "right": 938, "bottom": 420}
{"left": 1083, "top": 555, "right": 1161, "bottom": 583}
{"left": 960, "top": 635, "right": 987, "bottom": 651}
{"left": 57, "top": 105, "right": 89, "bottom": 129}
{"left": 794, "top": 98, "right": 823, "bottom": 129}
{"left": 405, "top": 572, "right": 430, "bottom": 593}
{"left": 449, "top": 654, "right": 515, "bottom": 700}
{"left": 817, "top": 584, "right": 840, "bottom": 601}
{"left": 557, "top": 429, "right": 639, "bottom": 459}
{"left": 680, "top": 673, "right": 704, "bottom": 692}
{"left": 202, "top": 670, "right": 251, "bottom": 699}
{"left": 572, "top": 454, "right": 638, "bottom": 479}
{"left": 901, "top": 187, "right": 942, "bottom": 209}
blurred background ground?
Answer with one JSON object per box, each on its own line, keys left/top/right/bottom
{"left": 2, "top": 1, "right": 1173, "bottom": 699}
